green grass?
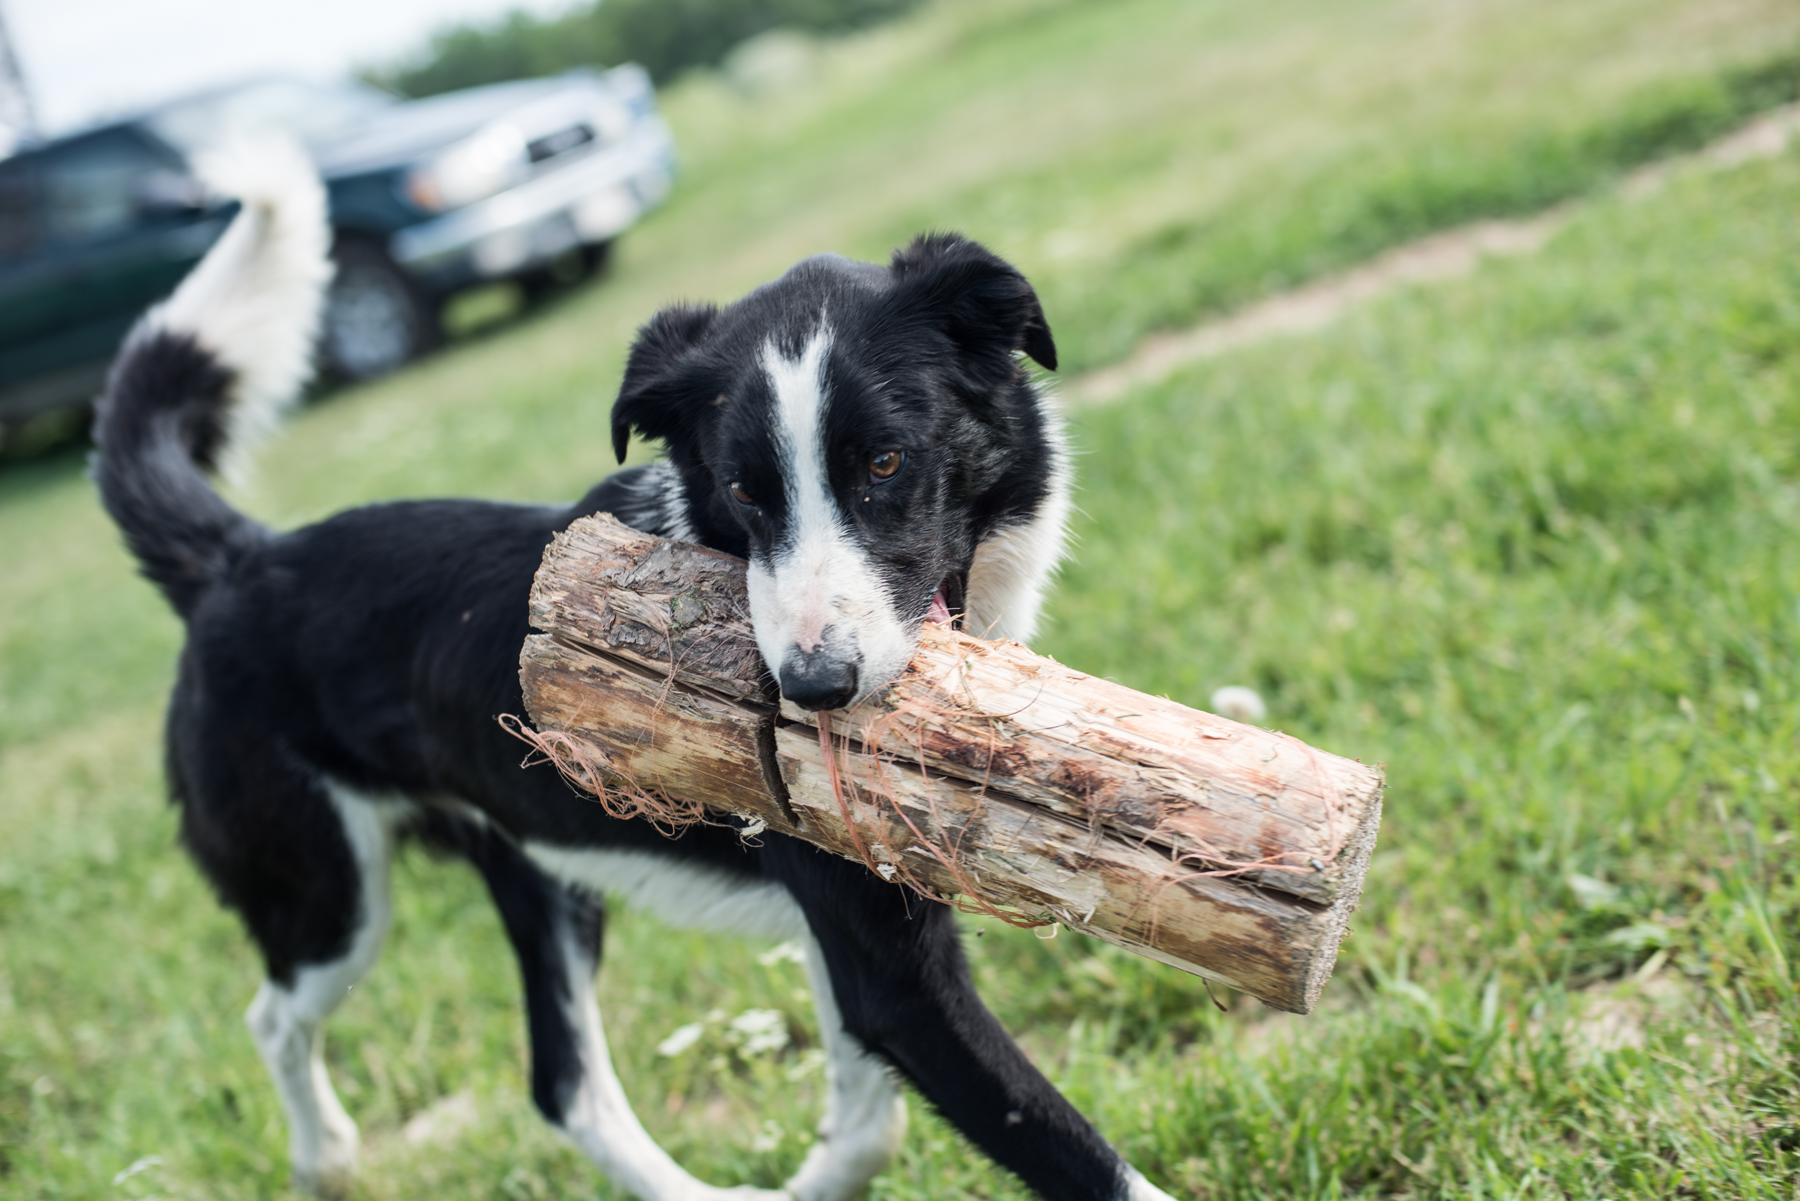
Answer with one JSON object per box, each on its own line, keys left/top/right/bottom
{"left": 1040, "top": 151, "right": 1800, "bottom": 1197}
{"left": 646, "top": 0, "right": 1800, "bottom": 372}
{"left": 3, "top": 0, "right": 1800, "bottom": 1197}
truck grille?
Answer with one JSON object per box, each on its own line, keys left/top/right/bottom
{"left": 527, "top": 124, "right": 596, "bottom": 163}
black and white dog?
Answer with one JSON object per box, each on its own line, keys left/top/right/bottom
{"left": 94, "top": 148, "right": 1177, "bottom": 1201}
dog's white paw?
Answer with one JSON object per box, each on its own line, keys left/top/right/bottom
{"left": 289, "top": 1109, "right": 359, "bottom": 1198}
{"left": 1123, "top": 1166, "right": 1181, "bottom": 1200}
{"left": 291, "top": 1160, "right": 356, "bottom": 1200}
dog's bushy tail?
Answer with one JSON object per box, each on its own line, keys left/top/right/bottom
{"left": 93, "top": 139, "right": 332, "bottom": 619}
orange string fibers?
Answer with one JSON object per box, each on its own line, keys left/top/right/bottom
{"left": 815, "top": 710, "right": 872, "bottom": 868}
{"left": 498, "top": 713, "right": 711, "bottom": 836}
{"left": 818, "top": 707, "right": 1053, "bottom": 930}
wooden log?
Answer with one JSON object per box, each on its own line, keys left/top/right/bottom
{"left": 518, "top": 514, "right": 1384, "bottom": 1014}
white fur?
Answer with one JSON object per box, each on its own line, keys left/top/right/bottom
{"left": 550, "top": 928, "right": 790, "bottom": 1201}
{"left": 783, "top": 938, "right": 907, "bottom": 1201}
{"left": 149, "top": 137, "right": 333, "bottom": 482}
{"left": 524, "top": 844, "right": 808, "bottom": 941}
{"left": 963, "top": 394, "right": 1071, "bottom": 643}
{"left": 1123, "top": 1167, "right": 1180, "bottom": 1200}
{"left": 746, "top": 327, "right": 919, "bottom": 701}
{"left": 245, "top": 785, "right": 406, "bottom": 1196}
{"left": 637, "top": 461, "right": 697, "bottom": 542}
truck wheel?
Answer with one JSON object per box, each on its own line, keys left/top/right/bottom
{"left": 322, "top": 241, "right": 440, "bottom": 381}
{"left": 581, "top": 239, "right": 612, "bottom": 278}
{"left": 520, "top": 240, "right": 614, "bottom": 305}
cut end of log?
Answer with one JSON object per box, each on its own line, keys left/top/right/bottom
{"left": 518, "top": 513, "right": 1385, "bottom": 1014}
{"left": 1301, "top": 779, "right": 1383, "bottom": 1011}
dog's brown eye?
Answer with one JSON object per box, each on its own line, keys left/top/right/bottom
{"left": 868, "top": 450, "right": 904, "bottom": 482}
{"left": 729, "top": 481, "right": 755, "bottom": 507}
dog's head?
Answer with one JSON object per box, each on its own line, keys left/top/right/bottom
{"left": 610, "top": 234, "right": 1063, "bottom": 710}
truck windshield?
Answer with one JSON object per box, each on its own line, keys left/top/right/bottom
{"left": 148, "top": 79, "right": 395, "bottom": 153}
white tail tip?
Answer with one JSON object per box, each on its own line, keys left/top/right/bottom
{"left": 153, "top": 136, "right": 334, "bottom": 480}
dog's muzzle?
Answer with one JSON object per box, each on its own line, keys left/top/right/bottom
{"left": 779, "top": 648, "right": 859, "bottom": 711}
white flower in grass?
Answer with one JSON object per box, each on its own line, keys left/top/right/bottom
{"left": 750, "top": 1119, "right": 784, "bottom": 1152}
{"left": 756, "top": 940, "right": 807, "bottom": 967}
{"left": 656, "top": 1022, "right": 706, "bottom": 1058}
{"left": 1568, "top": 874, "right": 1619, "bottom": 910}
{"left": 786, "top": 1047, "right": 826, "bottom": 1081}
{"left": 728, "top": 1008, "right": 790, "bottom": 1055}
{"left": 113, "top": 1156, "right": 163, "bottom": 1186}
{"left": 1210, "top": 685, "right": 1267, "bottom": 724}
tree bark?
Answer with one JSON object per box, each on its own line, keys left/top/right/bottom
{"left": 518, "top": 514, "right": 1384, "bottom": 1014}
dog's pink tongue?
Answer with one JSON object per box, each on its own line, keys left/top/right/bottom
{"left": 927, "top": 583, "right": 952, "bottom": 624}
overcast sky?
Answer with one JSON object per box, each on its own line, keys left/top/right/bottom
{"left": 6, "top": 0, "right": 576, "bottom": 133}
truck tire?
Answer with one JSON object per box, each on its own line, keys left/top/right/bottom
{"left": 519, "top": 240, "right": 612, "bottom": 305}
{"left": 322, "top": 240, "right": 441, "bottom": 381}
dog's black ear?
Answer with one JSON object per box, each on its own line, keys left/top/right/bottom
{"left": 887, "top": 233, "right": 1056, "bottom": 394}
{"left": 611, "top": 304, "right": 721, "bottom": 463}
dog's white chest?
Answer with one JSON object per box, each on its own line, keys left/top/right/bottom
{"left": 523, "top": 844, "right": 808, "bottom": 940}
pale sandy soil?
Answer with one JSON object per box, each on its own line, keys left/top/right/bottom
{"left": 1065, "top": 102, "right": 1800, "bottom": 407}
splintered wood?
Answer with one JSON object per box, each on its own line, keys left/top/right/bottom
{"left": 517, "top": 514, "right": 1383, "bottom": 1013}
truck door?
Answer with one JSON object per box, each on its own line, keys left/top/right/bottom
{"left": 0, "top": 126, "right": 229, "bottom": 425}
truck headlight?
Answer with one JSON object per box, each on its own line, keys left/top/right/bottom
{"left": 406, "top": 123, "right": 529, "bottom": 212}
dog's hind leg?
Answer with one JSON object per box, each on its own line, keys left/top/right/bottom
{"left": 233, "top": 783, "right": 404, "bottom": 1197}
{"left": 461, "top": 827, "right": 787, "bottom": 1201}
{"left": 782, "top": 937, "right": 907, "bottom": 1201}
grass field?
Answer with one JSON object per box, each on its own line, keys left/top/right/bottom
{"left": 3, "top": 0, "right": 1798, "bottom": 1197}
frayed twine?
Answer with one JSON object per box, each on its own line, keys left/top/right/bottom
{"left": 923, "top": 629, "right": 1358, "bottom": 883}
{"left": 1134, "top": 732, "right": 1355, "bottom": 947}
{"left": 814, "top": 635, "right": 1351, "bottom": 939}
{"left": 507, "top": 621, "right": 1360, "bottom": 954}
{"left": 816, "top": 709, "right": 1053, "bottom": 931}
{"left": 831, "top": 634, "right": 1363, "bottom": 952}
{"left": 498, "top": 713, "right": 714, "bottom": 838}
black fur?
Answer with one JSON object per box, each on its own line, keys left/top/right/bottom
{"left": 95, "top": 233, "right": 1145, "bottom": 1201}
{"left": 92, "top": 330, "right": 256, "bottom": 618}
{"left": 616, "top": 235, "right": 1059, "bottom": 639}
{"left": 444, "top": 812, "right": 607, "bottom": 1120}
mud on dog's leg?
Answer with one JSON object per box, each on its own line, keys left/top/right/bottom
{"left": 470, "top": 831, "right": 787, "bottom": 1201}
{"left": 782, "top": 936, "right": 907, "bottom": 1201}
{"left": 243, "top": 785, "right": 402, "bottom": 1198}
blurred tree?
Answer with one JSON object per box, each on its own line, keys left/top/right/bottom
{"left": 371, "top": 0, "right": 923, "bottom": 94}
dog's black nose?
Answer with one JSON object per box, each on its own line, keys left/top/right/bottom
{"left": 779, "top": 651, "right": 858, "bottom": 711}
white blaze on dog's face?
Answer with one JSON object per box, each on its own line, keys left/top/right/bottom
{"left": 607, "top": 235, "right": 1066, "bottom": 712}
{"left": 743, "top": 327, "right": 921, "bottom": 711}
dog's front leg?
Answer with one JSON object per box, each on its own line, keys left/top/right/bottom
{"left": 781, "top": 936, "right": 909, "bottom": 1201}
{"left": 772, "top": 843, "right": 1179, "bottom": 1201}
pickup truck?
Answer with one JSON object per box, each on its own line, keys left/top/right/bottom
{"left": 0, "top": 68, "right": 675, "bottom": 447}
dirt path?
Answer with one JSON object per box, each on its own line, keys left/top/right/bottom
{"left": 1065, "top": 103, "right": 1800, "bottom": 406}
